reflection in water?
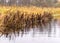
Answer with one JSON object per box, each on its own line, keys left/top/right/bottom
{"left": 0, "top": 11, "right": 57, "bottom": 39}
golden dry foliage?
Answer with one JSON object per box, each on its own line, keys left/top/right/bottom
{"left": 0, "top": 6, "right": 58, "bottom": 39}
{"left": 0, "top": 6, "right": 60, "bottom": 19}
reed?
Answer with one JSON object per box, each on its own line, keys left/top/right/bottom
{"left": 0, "top": 11, "right": 54, "bottom": 38}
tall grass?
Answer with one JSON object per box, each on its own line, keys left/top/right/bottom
{"left": 0, "top": 10, "right": 54, "bottom": 38}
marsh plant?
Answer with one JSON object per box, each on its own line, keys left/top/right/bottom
{"left": 0, "top": 11, "right": 56, "bottom": 39}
